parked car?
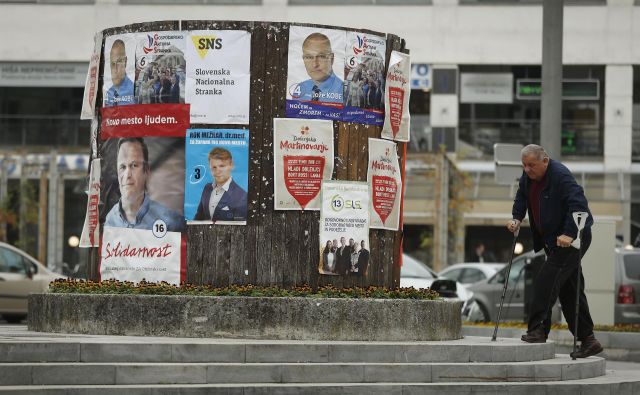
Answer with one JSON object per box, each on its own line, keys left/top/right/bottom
{"left": 400, "top": 253, "right": 472, "bottom": 302}
{"left": 615, "top": 247, "right": 640, "bottom": 324}
{"left": 438, "top": 263, "right": 505, "bottom": 287}
{"left": 0, "top": 242, "right": 63, "bottom": 323}
{"left": 462, "top": 249, "right": 562, "bottom": 323}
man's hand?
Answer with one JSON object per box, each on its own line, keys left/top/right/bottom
{"left": 556, "top": 234, "right": 574, "bottom": 248}
{"left": 506, "top": 219, "right": 521, "bottom": 234}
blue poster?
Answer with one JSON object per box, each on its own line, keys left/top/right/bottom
{"left": 184, "top": 129, "right": 249, "bottom": 225}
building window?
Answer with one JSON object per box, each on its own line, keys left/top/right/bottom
{"left": 633, "top": 66, "right": 640, "bottom": 163}
{"left": 458, "top": 65, "right": 604, "bottom": 159}
{"left": 289, "top": 0, "right": 431, "bottom": 5}
{"left": 459, "top": 0, "right": 605, "bottom": 5}
{"left": 120, "top": 0, "right": 259, "bottom": 4}
{"left": 0, "top": 0, "right": 95, "bottom": 3}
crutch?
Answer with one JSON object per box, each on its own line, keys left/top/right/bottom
{"left": 571, "top": 212, "right": 589, "bottom": 360}
{"left": 492, "top": 220, "right": 520, "bottom": 341}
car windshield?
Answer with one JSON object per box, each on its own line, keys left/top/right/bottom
{"left": 623, "top": 254, "right": 640, "bottom": 280}
{"left": 401, "top": 255, "right": 435, "bottom": 279}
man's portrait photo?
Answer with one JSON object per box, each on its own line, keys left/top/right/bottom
{"left": 286, "top": 27, "right": 346, "bottom": 108}
{"left": 103, "top": 137, "right": 185, "bottom": 233}
{"left": 194, "top": 147, "right": 248, "bottom": 222}
{"left": 104, "top": 35, "right": 135, "bottom": 107}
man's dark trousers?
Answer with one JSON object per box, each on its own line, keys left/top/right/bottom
{"left": 528, "top": 231, "right": 594, "bottom": 340}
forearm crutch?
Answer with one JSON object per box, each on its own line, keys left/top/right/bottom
{"left": 571, "top": 212, "right": 589, "bottom": 360}
{"left": 492, "top": 220, "right": 519, "bottom": 342}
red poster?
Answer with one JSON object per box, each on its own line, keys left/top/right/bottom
{"left": 283, "top": 155, "right": 325, "bottom": 209}
{"left": 372, "top": 175, "right": 397, "bottom": 224}
{"left": 100, "top": 104, "right": 190, "bottom": 139}
{"left": 388, "top": 87, "right": 404, "bottom": 138}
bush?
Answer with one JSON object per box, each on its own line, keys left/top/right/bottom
{"left": 49, "top": 279, "right": 441, "bottom": 300}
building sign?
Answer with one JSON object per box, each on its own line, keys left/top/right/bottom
{"left": 0, "top": 62, "right": 88, "bottom": 87}
{"left": 516, "top": 79, "right": 600, "bottom": 100}
{"left": 460, "top": 73, "right": 513, "bottom": 104}
{"left": 410, "top": 63, "right": 430, "bottom": 90}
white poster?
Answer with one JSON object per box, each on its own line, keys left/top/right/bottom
{"left": 100, "top": 227, "right": 182, "bottom": 285}
{"left": 319, "top": 181, "right": 369, "bottom": 277}
{"left": 274, "top": 118, "right": 334, "bottom": 211}
{"left": 285, "top": 26, "right": 346, "bottom": 121}
{"left": 79, "top": 159, "right": 101, "bottom": 248}
{"left": 185, "top": 30, "right": 251, "bottom": 124}
{"left": 134, "top": 31, "right": 187, "bottom": 105}
{"left": 367, "top": 138, "right": 401, "bottom": 230}
{"left": 382, "top": 51, "right": 411, "bottom": 142}
{"left": 81, "top": 31, "right": 103, "bottom": 119}
{"left": 103, "top": 33, "right": 137, "bottom": 107}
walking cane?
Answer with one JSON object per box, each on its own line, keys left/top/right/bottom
{"left": 492, "top": 220, "right": 519, "bottom": 341}
{"left": 571, "top": 212, "right": 589, "bottom": 360}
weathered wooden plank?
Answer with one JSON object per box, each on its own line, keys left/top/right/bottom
{"left": 214, "top": 227, "right": 232, "bottom": 287}
{"left": 186, "top": 227, "right": 204, "bottom": 284}
{"left": 283, "top": 211, "right": 300, "bottom": 288}
{"left": 202, "top": 225, "right": 218, "bottom": 286}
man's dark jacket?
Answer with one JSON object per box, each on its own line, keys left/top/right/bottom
{"left": 512, "top": 159, "right": 593, "bottom": 253}
{"left": 194, "top": 180, "right": 247, "bottom": 221}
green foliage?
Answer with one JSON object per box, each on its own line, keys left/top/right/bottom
{"left": 49, "top": 279, "right": 441, "bottom": 300}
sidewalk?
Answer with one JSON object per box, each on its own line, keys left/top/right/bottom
{"left": 463, "top": 325, "right": 640, "bottom": 362}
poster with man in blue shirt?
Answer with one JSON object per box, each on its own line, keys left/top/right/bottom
{"left": 286, "top": 26, "right": 346, "bottom": 121}
{"left": 103, "top": 34, "right": 136, "bottom": 107}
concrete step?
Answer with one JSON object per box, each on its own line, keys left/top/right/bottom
{"left": 0, "top": 336, "right": 554, "bottom": 364}
{"left": 0, "top": 355, "right": 605, "bottom": 385}
{"left": 0, "top": 369, "right": 639, "bottom": 395}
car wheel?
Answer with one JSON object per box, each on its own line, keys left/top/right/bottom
{"left": 463, "top": 300, "right": 491, "bottom": 323}
{"left": 2, "top": 314, "right": 26, "bottom": 324}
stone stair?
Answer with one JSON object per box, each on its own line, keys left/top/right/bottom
{"left": 0, "top": 326, "right": 639, "bottom": 394}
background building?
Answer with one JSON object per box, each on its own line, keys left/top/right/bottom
{"left": 0, "top": 0, "right": 638, "bottom": 271}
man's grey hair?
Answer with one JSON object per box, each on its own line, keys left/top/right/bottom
{"left": 521, "top": 144, "right": 549, "bottom": 161}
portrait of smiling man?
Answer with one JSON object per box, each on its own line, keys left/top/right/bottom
{"left": 194, "top": 147, "right": 248, "bottom": 222}
{"left": 104, "top": 38, "right": 135, "bottom": 107}
{"left": 104, "top": 137, "right": 185, "bottom": 232}
{"left": 294, "top": 32, "right": 344, "bottom": 104}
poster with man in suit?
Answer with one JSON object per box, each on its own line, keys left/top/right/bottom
{"left": 184, "top": 129, "right": 249, "bottom": 225}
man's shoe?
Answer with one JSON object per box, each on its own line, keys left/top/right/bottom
{"left": 570, "top": 335, "right": 603, "bottom": 358}
{"left": 520, "top": 327, "right": 547, "bottom": 343}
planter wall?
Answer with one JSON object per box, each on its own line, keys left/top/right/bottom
{"left": 29, "top": 294, "right": 462, "bottom": 341}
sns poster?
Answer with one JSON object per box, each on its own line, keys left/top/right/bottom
{"left": 286, "top": 26, "right": 346, "bottom": 121}
{"left": 319, "top": 181, "right": 370, "bottom": 277}
{"left": 343, "top": 32, "right": 386, "bottom": 125}
{"left": 99, "top": 133, "right": 186, "bottom": 285}
{"left": 184, "top": 129, "right": 249, "bottom": 225}
{"left": 367, "top": 138, "right": 402, "bottom": 230}
{"left": 381, "top": 51, "right": 411, "bottom": 142}
{"left": 185, "top": 30, "right": 251, "bottom": 124}
{"left": 273, "top": 118, "right": 334, "bottom": 211}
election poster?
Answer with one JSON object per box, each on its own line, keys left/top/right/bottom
{"left": 382, "top": 51, "right": 411, "bottom": 142}
{"left": 343, "top": 32, "right": 386, "bottom": 125}
{"left": 185, "top": 30, "right": 251, "bottom": 124}
{"left": 286, "top": 26, "right": 346, "bottom": 121}
{"left": 273, "top": 118, "right": 334, "bottom": 211}
{"left": 367, "top": 138, "right": 402, "bottom": 230}
{"left": 134, "top": 31, "right": 186, "bottom": 105}
{"left": 81, "top": 31, "right": 103, "bottom": 119}
{"left": 79, "top": 158, "right": 100, "bottom": 248}
{"left": 184, "top": 129, "right": 249, "bottom": 225}
{"left": 319, "top": 181, "right": 370, "bottom": 276}
{"left": 99, "top": 133, "right": 186, "bottom": 285}
{"left": 103, "top": 33, "right": 137, "bottom": 107}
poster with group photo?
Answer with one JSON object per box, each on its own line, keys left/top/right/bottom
{"left": 135, "top": 32, "right": 186, "bottom": 105}
{"left": 103, "top": 33, "right": 137, "bottom": 107}
{"left": 185, "top": 30, "right": 251, "bottom": 124}
{"left": 382, "top": 51, "right": 411, "bottom": 142}
{"left": 286, "top": 26, "right": 346, "bottom": 121}
{"left": 99, "top": 136, "right": 186, "bottom": 285}
{"left": 367, "top": 138, "right": 402, "bottom": 230}
{"left": 184, "top": 129, "right": 249, "bottom": 225}
{"left": 343, "top": 32, "right": 386, "bottom": 125}
{"left": 319, "top": 181, "right": 370, "bottom": 277}
{"left": 273, "top": 118, "right": 334, "bottom": 211}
